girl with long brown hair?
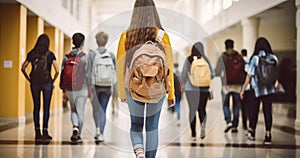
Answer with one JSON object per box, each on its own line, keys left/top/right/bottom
{"left": 116, "top": 0, "right": 175, "bottom": 157}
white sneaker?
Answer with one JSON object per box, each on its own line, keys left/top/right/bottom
{"left": 191, "top": 137, "right": 196, "bottom": 141}
{"left": 200, "top": 127, "right": 206, "bottom": 139}
{"left": 95, "top": 134, "right": 104, "bottom": 142}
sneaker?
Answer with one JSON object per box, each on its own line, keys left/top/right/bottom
{"left": 95, "top": 134, "right": 104, "bottom": 142}
{"left": 71, "top": 128, "right": 81, "bottom": 143}
{"left": 224, "top": 123, "right": 232, "bottom": 133}
{"left": 263, "top": 135, "right": 272, "bottom": 145}
{"left": 135, "top": 149, "right": 145, "bottom": 158}
{"left": 200, "top": 127, "right": 206, "bottom": 139}
{"left": 231, "top": 128, "right": 238, "bottom": 133}
{"left": 247, "top": 130, "right": 255, "bottom": 140}
{"left": 191, "top": 136, "right": 197, "bottom": 141}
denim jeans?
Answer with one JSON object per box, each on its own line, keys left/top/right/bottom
{"left": 30, "top": 80, "right": 53, "bottom": 130}
{"left": 92, "top": 88, "right": 111, "bottom": 134}
{"left": 66, "top": 87, "right": 88, "bottom": 135}
{"left": 174, "top": 96, "right": 181, "bottom": 120}
{"left": 126, "top": 89, "right": 165, "bottom": 158}
{"left": 223, "top": 92, "right": 241, "bottom": 128}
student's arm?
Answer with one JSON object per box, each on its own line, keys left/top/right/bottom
{"left": 162, "top": 32, "right": 175, "bottom": 107}
{"left": 116, "top": 32, "right": 127, "bottom": 101}
{"left": 52, "top": 60, "right": 59, "bottom": 82}
{"left": 21, "top": 60, "right": 30, "bottom": 82}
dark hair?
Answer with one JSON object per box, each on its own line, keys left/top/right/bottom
{"left": 241, "top": 49, "right": 247, "bottom": 56}
{"left": 33, "top": 34, "right": 50, "bottom": 56}
{"left": 72, "top": 33, "right": 85, "bottom": 48}
{"left": 252, "top": 37, "right": 273, "bottom": 57}
{"left": 225, "top": 39, "right": 234, "bottom": 49}
{"left": 188, "top": 42, "right": 204, "bottom": 64}
{"left": 125, "top": 0, "right": 162, "bottom": 51}
{"left": 174, "top": 63, "right": 179, "bottom": 68}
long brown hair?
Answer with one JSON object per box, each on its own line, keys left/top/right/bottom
{"left": 32, "top": 34, "right": 50, "bottom": 56}
{"left": 125, "top": 0, "right": 163, "bottom": 51}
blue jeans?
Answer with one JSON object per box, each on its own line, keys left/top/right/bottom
{"left": 30, "top": 80, "right": 53, "bottom": 130}
{"left": 126, "top": 89, "right": 165, "bottom": 158}
{"left": 92, "top": 88, "right": 111, "bottom": 134}
{"left": 174, "top": 97, "right": 181, "bottom": 120}
{"left": 223, "top": 92, "right": 240, "bottom": 128}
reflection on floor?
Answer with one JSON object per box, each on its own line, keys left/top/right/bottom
{"left": 0, "top": 95, "right": 299, "bottom": 158}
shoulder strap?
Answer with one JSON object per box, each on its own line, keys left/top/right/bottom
{"left": 156, "top": 29, "right": 165, "bottom": 43}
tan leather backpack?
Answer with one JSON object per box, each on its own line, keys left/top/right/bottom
{"left": 125, "top": 30, "right": 170, "bottom": 103}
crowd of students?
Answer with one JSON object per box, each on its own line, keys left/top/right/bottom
{"left": 21, "top": 0, "right": 280, "bottom": 157}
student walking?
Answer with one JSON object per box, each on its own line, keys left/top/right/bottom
{"left": 240, "top": 49, "right": 250, "bottom": 130}
{"left": 181, "top": 42, "right": 215, "bottom": 140}
{"left": 173, "top": 63, "right": 182, "bottom": 126}
{"left": 215, "top": 39, "right": 245, "bottom": 133}
{"left": 89, "top": 31, "right": 116, "bottom": 143}
{"left": 60, "top": 33, "right": 92, "bottom": 144}
{"left": 21, "top": 34, "right": 59, "bottom": 142}
{"left": 240, "top": 37, "right": 278, "bottom": 145}
{"left": 116, "top": 0, "right": 175, "bottom": 157}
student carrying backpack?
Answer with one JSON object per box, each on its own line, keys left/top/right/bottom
{"left": 59, "top": 33, "right": 92, "bottom": 144}
{"left": 89, "top": 31, "right": 116, "bottom": 143}
{"left": 182, "top": 42, "right": 215, "bottom": 140}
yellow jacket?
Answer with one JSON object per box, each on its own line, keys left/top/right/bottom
{"left": 116, "top": 29, "right": 175, "bottom": 101}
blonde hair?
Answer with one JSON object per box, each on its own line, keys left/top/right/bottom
{"left": 95, "top": 31, "right": 109, "bottom": 47}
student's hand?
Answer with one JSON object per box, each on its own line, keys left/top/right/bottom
{"left": 121, "top": 98, "right": 127, "bottom": 103}
{"left": 88, "top": 89, "right": 93, "bottom": 102}
{"left": 168, "top": 99, "right": 175, "bottom": 107}
{"left": 240, "top": 90, "right": 244, "bottom": 100}
{"left": 63, "top": 92, "right": 69, "bottom": 102}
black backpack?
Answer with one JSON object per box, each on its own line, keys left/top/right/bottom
{"left": 256, "top": 54, "right": 278, "bottom": 87}
{"left": 30, "top": 52, "right": 50, "bottom": 83}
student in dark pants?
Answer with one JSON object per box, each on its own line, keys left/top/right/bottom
{"left": 240, "top": 37, "right": 278, "bottom": 145}
{"left": 21, "top": 34, "right": 59, "bottom": 142}
{"left": 181, "top": 42, "right": 215, "bottom": 140}
{"left": 241, "top": 49, "right": 250, "bottom": 130}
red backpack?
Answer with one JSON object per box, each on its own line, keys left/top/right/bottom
{"left": 61, "top": 52, "right": 85, "bottom": 91}
{"left": 223, "top": 52, "right": 245, "bottom": 85}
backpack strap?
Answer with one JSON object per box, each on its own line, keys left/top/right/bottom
{"left": 156, "top": 29, "right": 165, "bottom": 43}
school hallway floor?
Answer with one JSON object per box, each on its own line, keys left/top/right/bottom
{"left": 0, "top": 94, "right": 299, "bottom": 158}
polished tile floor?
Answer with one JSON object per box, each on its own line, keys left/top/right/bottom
{"left": 0, "top": 94, "right": 299, "bottom": 158}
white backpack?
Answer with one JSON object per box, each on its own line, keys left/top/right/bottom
{"left": 188, "top": 56, "right": 211, "bottom": 87}
{"left": 92, "top": 50, "right": 115, "bottom": 86}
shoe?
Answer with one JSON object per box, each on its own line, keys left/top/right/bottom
{"left": 200, "top": 126, "right": 206, "bottom": 139}
{"left": 247, "top": 130, "right": 255, "bottom": 140}
{"left": 42, "top": 130, "right": 52, "bottom": 141}
{"left": 70, "top": 128, "right": 81, "bottom": 143}
{"left": 224, "top": 123, "right": 232, "bottom": 133}
{"left": 191, "top": 136, "right": 196, "bottom": 141}
{"left": 95, "top": 134, "right": 104, "bottom": 142}
{"left": 135, "top": 150, "right": 145, "bottom": 158}
{"left": 263, "top": 135, "right": 272, "bottom": 145}
{"left": 231, "top": 128, "right": 238, "bottom": 133}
